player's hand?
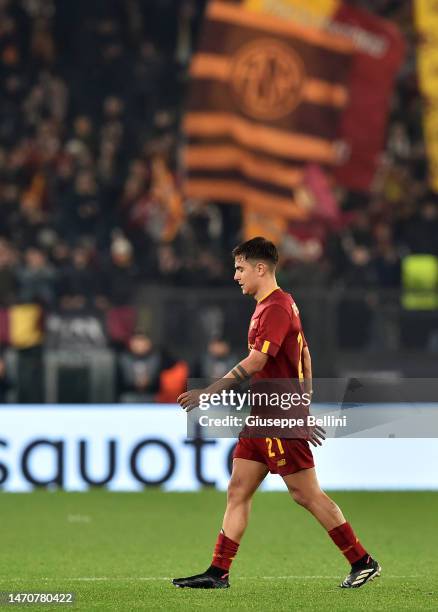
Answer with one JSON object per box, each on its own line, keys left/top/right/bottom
{"left": 177, "top": 389, "right": 203, "bottom": 412}
{"left": 308, "top": 425, "right": 326, "bottom": 447}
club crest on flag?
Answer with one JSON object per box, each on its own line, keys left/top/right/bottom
{"left": 230, "top": 39, "right": 306, "bottom": 120}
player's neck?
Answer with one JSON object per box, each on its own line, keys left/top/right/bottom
{"left": 254, "top": 281, "right": 279, "bottom": 303}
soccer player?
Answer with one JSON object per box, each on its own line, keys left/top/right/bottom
{"left": 173, "top": 237, "right": 380, "bottom": 590}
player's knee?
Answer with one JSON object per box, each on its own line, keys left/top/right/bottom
{"left": 290, "top": 486, "right": 324, "bottom": 510}
{"left": 227, "top": 478, "right": 249, "bottom": 506}
{"left": 290, "top": 488, "right": 312, "bottom": 509}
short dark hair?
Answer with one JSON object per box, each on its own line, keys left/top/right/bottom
{"left": 232, "top": 237, "right": 278, "bottom": 266}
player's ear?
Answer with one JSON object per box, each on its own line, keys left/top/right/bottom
{"left": 256, "top": 262, "right": 266, "bottom": 275}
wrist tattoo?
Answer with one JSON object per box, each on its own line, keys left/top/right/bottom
{"left": 231, "top": 364, "right": 250, "bottom": 381}
{"left": 237, "top": 364, "right": 250, "bottom": 379}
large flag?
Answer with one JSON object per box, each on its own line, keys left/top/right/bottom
{"left": 182, "top": 0, "right": 354, "bottom": 221}
{"left": 182, "top": 0, "right": 404, "bottom": 224}
{"left": 333, "top": 2, "right": 405, "bottom": 190}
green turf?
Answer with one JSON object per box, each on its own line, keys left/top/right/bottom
{"left": 0, "top": 490, "right": 437, "bottom": 610}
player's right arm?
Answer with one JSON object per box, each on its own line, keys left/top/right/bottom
{"left": 226, "top": 349, "right": 268, "bottom": 381}
{"left": 177, "top": 350, "right": 268, "bottom": 411}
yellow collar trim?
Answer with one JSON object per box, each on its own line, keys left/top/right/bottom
{"left": 257, "top": 287, "right": 280, "bottom": 304}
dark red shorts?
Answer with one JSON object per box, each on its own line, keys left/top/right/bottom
{"left": 233, "top": 437, "right": 314, "bottom": 476}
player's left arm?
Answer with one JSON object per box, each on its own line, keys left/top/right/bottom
{"left": 301, "top": 344, "right": 326, "bottom": 446}
{"left": 177, "top": 350, "right": 267, "bottom": 411}
{"left": 302, "top": 345, "right": 313, "bottom": 396}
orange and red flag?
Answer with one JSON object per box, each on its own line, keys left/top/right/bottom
{"left": 182, "top": 0, "right": 404, "bottom": 223}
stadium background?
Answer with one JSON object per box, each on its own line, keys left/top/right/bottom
{"left": 0, "top": 1, "right": 437, "bottom": 609}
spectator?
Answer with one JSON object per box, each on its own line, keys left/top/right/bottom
{"left": 117, "top": 330, "right": 175, "bottom": 402}
{"left": 0, "top": 351, "right": 12, "bottom": 403}
{"left": 58, "top": 245, "right": 103, "bottom": 311}
{"left": 157, "top": 243, "right": 184, "bottom": 285}
{"left": 337, "top": 246, "right": 377, "bottom": 348}
{"left": 373, "top": 223, "right": 401, "bottom": 288}
{"left": 0, "top": 238, "right": 17, "bottom": 306}
{"left": 0, "top": 184, "right": 21, "bottom": 239}
{"left": 343, "top": 246, "right": 377, "bottom": 289}
{"left": 15, "top": 246, "right": 57, "bottom": 306}
{"left": 57, "top": 170, "right": 102, "bottom": 245}
{"left": 400, "top": 199, "right": 438, "bottom": 256}
{"left": 103, "top": 234, "right": 141, "bottom": 305}
{"left": 193, "top": 337, "right": 237, "bottom": 379}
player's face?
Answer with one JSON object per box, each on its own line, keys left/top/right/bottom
{"left": 234, "top": 256, "right": 259, "bottom": 296}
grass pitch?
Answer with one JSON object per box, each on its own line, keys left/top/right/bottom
{"left": 0, "top": 490, "right": 437, "bottom": 610}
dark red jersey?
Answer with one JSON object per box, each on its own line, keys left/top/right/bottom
{"left": 248, "top": 287, "right": 307, "bottom": 380}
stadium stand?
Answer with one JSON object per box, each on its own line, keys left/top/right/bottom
{"left": 0, "top": 0, "right": 437, "bottom": 401}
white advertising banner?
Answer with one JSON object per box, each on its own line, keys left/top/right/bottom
{"left": 0, "top": 406, "right": 437, "bottom": 491}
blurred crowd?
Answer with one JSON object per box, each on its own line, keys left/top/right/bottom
{"left": 0, "top": 0, "right": 230, "bottom": 315}
{"left": 0, "top": 0, "right": 433, "bottom": 308}
{"left": 0, "top": 0, "right": 437, "bottom": 401}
